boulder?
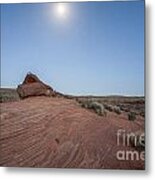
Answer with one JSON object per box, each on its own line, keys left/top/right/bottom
{"left": 17, "top": 73, "right": 55, "bottom": 98}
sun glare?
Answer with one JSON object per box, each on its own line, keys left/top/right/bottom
{"left": 56, "top": 3, "right": 68, "bottom": 18}
{"left": 57, "top": 4, "right": 66, "bottom": 15}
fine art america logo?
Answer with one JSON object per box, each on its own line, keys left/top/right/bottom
{"left": 116, "top": 129, "right": 145, "bottom": 161}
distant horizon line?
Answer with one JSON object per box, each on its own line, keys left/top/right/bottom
{"left": 0, "top": 86, "right": 145, "bottom": 97}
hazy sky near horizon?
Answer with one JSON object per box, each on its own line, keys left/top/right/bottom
{"left": 1, "top": 1, "right": 144, "bottom": 96}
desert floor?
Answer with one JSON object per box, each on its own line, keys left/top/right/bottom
{"left": 0, "top": 96, "right": 145, "bottom": 169}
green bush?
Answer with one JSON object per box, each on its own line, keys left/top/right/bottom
{"left": 113, "top": 106, "right": 121, "bottom": 115}
{"left": 104, "top": 104, "right": 113, "bottom": 112}
{"left": 89, "top": 101, "right": 107, "bottom": 117}
{"left": 0, "top": 91, "right": 20, "bottom": 103}
{"left": 128, "top": 112, "right": 136, "bottom": 121}
{"left": 79, "top": 100, "right": 92, "bottom": 109}
{"left": 140, "top": 111, "right": 145, "bottom": 117}
{"left": 104, "top": 104, "right": 121, "bottom": 115}
{"left": 79, "top": 100, "right": 107, "bottom": 117}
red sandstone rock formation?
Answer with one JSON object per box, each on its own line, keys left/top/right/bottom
{"left": 17, "top": 73, "right": 55, "bottom": 98}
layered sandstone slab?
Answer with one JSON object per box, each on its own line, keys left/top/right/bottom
{"left": 0, "top": 96, "right": 144, "bottom": 169}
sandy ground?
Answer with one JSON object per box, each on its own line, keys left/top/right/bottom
{"left": 0, "top": 96, "right": 145, "bottom": 169}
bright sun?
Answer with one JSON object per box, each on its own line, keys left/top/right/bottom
{"left": 57, "top": 4, "right": 66, "bottom": 15}
{"left": 56, "top": 3, "right": 68, "bottom": 18}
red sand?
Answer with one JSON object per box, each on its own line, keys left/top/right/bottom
{"left": 0, "top": 97, "right": 145, "bottom": 169}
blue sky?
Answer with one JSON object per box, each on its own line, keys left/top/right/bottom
{"left": 1, "top": 1, "right": 144, "bottom": 96}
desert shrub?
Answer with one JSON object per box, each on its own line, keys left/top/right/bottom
{"left": 89, "top": 101, "right": 107, "bottom": 116}
{"left": 104, "top": 104, "right": 113, "bottom": 112}
{"left": 140, "top": 111, "right": 145, "bottom": 118}
{"left": 119, "top": 105, "right": 127, "bottom": 112}
{"left": 104, "top": 104, "right": 121, "bottom": 115}
{"left": 113, "top": 106, "right": 121, "bottom": 115}
{"left": 102, "top": 109, "right": 107, "bottom": 117}
{"left": 81, "top": 102, "right": 88, "bottom": 108}
{"left": 128, "top": 112, "right": 136, "bottom": 121}
{"left": 79, "top": 100, "right": 90, "bottom": 108}
{"left": 0, "top": 90, "right": 20, "bottom": 103}
{"left": 79, "top": 100, "right": 107, "bottom": 116}
{"left": 79, "top": 100, "right": 91, "bottom": 109}
{"left": 76, "top": 98, "right": 82, "bottom": 103}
